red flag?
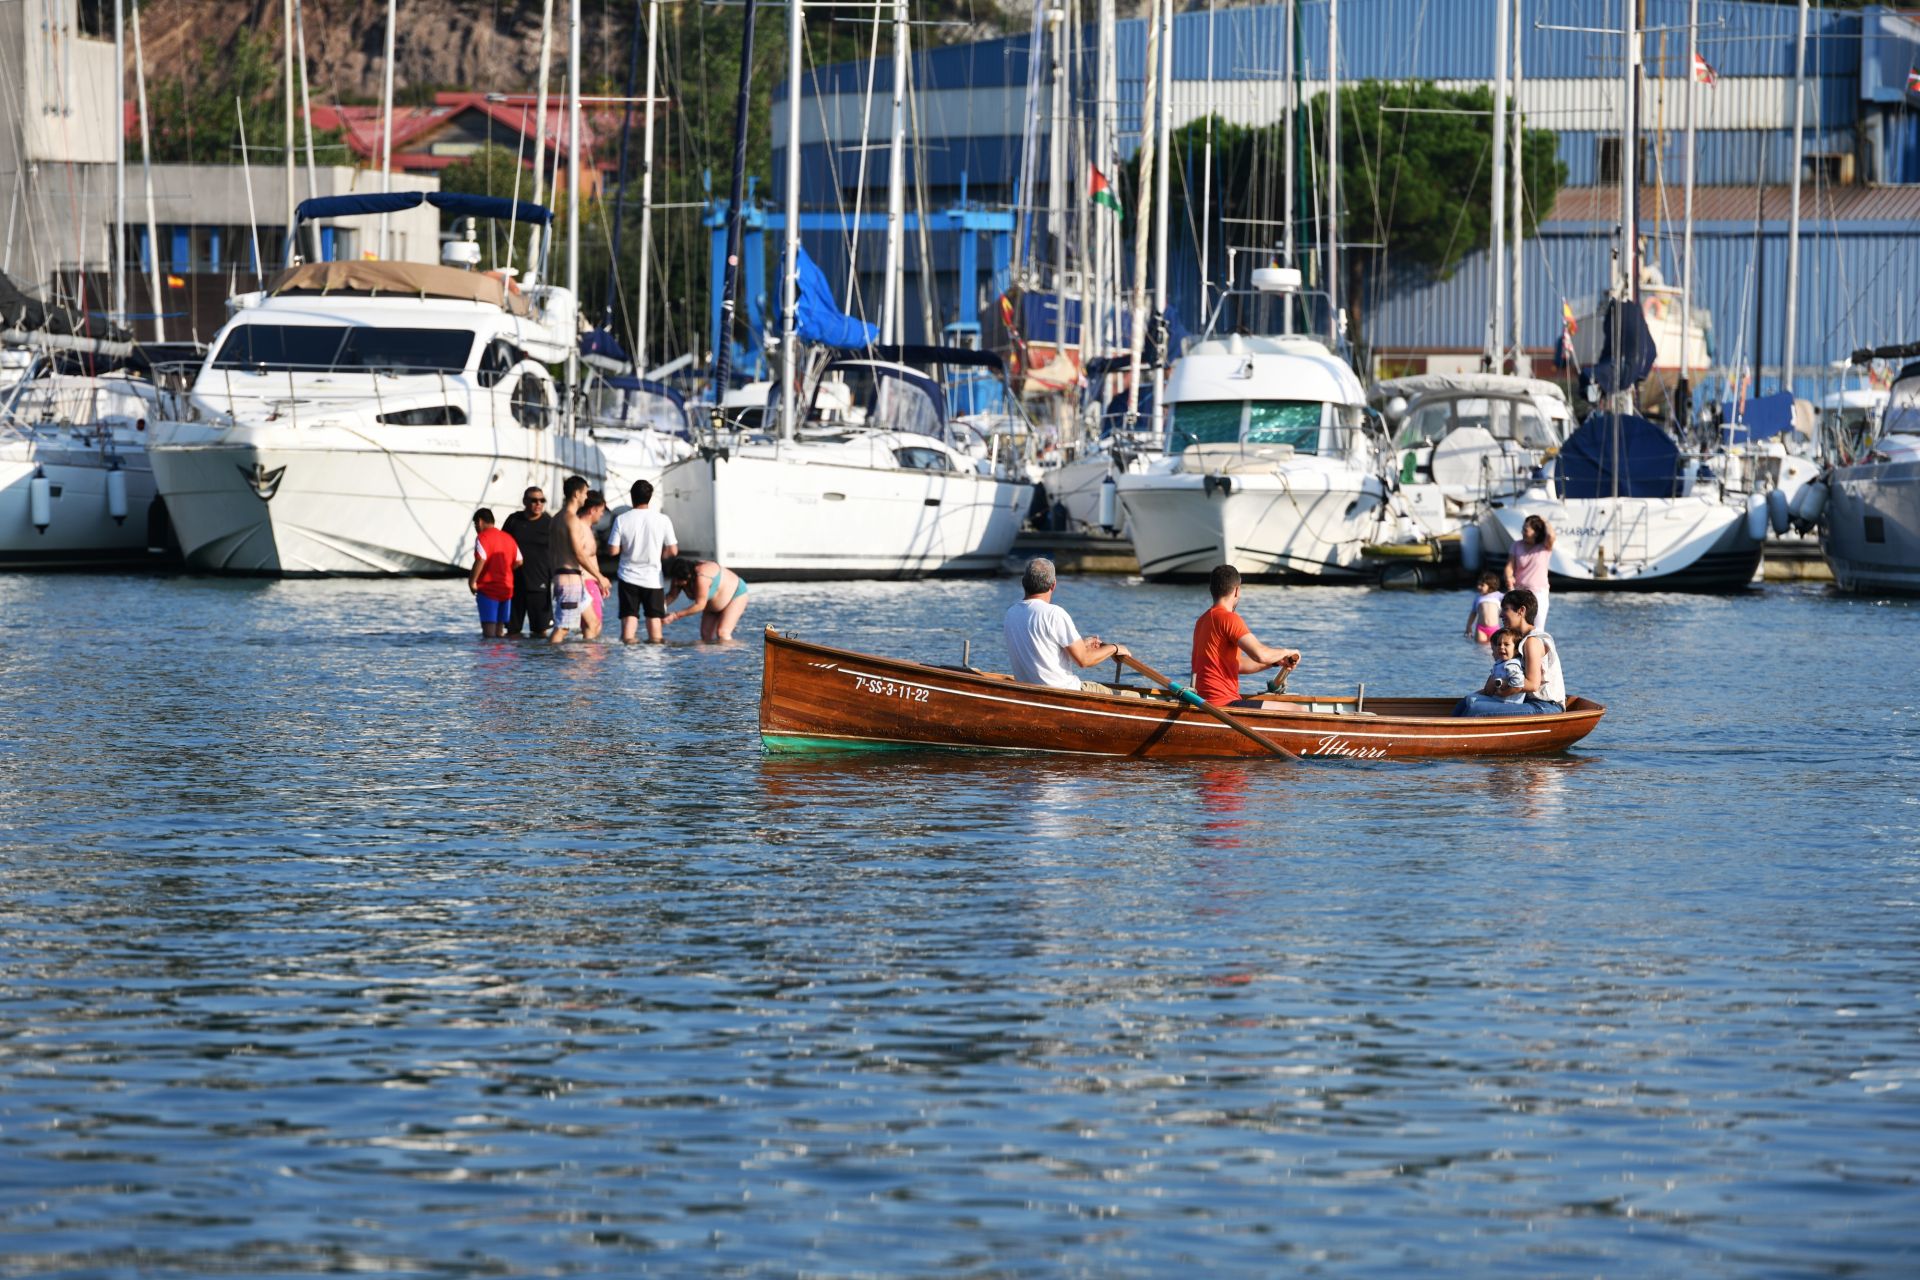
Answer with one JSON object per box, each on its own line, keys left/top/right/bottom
{"left": 1907, "top": 66, "right": 1920, "bottom": 96}
{"left": 1692, "top": 52, "right": 1717, "bottom": 87}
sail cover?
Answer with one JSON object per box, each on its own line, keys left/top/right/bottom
{"left": 1589, "top": 299, "right": 1656, "bottom": 394}
{"left": 1557, "top": 412, "right": 1681, "bottom": 499}
{"left": 795, "top": 247, "right": 878, "bottom": 349}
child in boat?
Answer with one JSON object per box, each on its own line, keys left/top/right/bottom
{"left": 1453, "top": 629, "right": 1527, "bottom": 715}
{"left": 1463, "top": 570, "right": 1503, "bottom": 644}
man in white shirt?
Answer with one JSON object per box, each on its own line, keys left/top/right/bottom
{"left": 1003, "top": 557, "right": 1128, "bottom": 690}
{"left": 606, "top": 479, "right": 679, "bottom": 643}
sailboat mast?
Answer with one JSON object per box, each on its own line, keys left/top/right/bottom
{"left": 1782, "top": 0, "right": 1808, "bottom": 394}
{"left": 709, "top": 0, "right": 760, "bottom": 427}
{"left": 565, "top": 0, "right": 581, "bottom": 430}
{"left": 379, "top": 0, "right": 396, "bottom": 258}
{"left": 1149, "top": 0, "right": 1172, "bottom": 436}
{"left": 881, "top": 0, "right": 908, "bottom": 344}
{"left": 1325, "top": 0, "right": 1339, "bottom": 347}
{"left": 1510, "top": 0, "right": 1527, "bottom": 372}
{"left": 130, "top": 0, "right": 163, "bottom": 341}
{"left": 113, "top": 0, "right": 125, "bottom": 328}
{"left": 529, "top": 0, "right": 555, "bottom": 281}
{"left": 635, "top": 0, "right": 661, "bottom": 371}
{"left": 1122, "top": 0, "right": 1160, "bottom": 429}
{"left": 1488, "top": 0, "right": 1509, "bottom": 369}
{"left": 295, "top": 0, "right": 319, "bottom": 202}
{"left": 1047, "top": 2, "right": 1066, "bottom": 346}
{"left": 1283, "top": 0, "right": 1295, "bottom": 333}
{"left": 1618, "top": 0, "right": 1637, "bottom": 304}
{"left": 1680, "top": 0, "right": 1698, "bottom": 411}
{"left": 283, "top": 0, "right": 296, "bottom": 233}
{"left": 604, "top": 2, "right": 644, "bottom": 331}
{"left": 780, "top": 0, "right": 803, "bottom": 441}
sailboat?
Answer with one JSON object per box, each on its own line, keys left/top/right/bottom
{"left": 654, "top": 0, "right": 1034, "bottom": 579}
{"left": 1478, "top": 0, "right": 1767, "bottom": 592}
{"left": 1805, "top": 345, "right": 1920, "bottom": 593}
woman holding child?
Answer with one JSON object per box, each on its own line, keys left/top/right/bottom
{"left": 1453, "top": 587, "right": 1565, "bottom": 716}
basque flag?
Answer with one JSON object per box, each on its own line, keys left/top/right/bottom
{"left": 1692, "top": 52, "right": 1717, "bottom": 87}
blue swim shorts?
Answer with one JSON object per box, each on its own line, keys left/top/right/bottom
{"left": 476, "top": 593, "right": 512, "bottom": 625}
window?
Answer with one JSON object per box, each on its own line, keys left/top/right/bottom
{"left": 76, "top": 1, "right": 110, "bottom": 39}
{"left": 893, "top": 446, "right": 952, "bottom": 472}
{"left": 510, "top": 372, "right": 549, "bottom": 429}
{"left": 1245, "top": 401, "right": 1323, "bottom": 452}
{"left": 211, "top": 326, "right": 476, "bottom": 373}
{"left": 478, "top": 338, "right": 521, "bottom": 388}
{"left": 378, "top": 406, "right": 468, "bottom": 425}
{"left": 1170, "top": 402, "right": 1243, "bottom": 449}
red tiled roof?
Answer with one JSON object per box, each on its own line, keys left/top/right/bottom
{"left": 1550, "top": 184, "right": 1920, "bottom": 225}
{"left": 306, "top": 92, "right": 623, "bottom": 163}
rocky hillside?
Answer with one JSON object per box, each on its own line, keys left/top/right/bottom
{"left": 136, "top": 0, "right": 1025, "bottom": 103}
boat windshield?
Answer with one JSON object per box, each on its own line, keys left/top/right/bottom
{"left": 1395, "top": 397, "right": 1563, "bottom": 450}
{"left": 210, "top": 325, "right": 477, "bottom": 375}
{"left": 1171, "top": 400, "right": 1324, "bottom": 454}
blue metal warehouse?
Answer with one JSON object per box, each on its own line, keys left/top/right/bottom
{"left": 752, "top": 0, "right": 1920, "bottom": 395}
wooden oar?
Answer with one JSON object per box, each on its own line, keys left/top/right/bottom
{"left": 1117, "top": 653, "right": 1299, "bottom": 761}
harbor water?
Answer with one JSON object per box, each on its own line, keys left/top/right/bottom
{"left": 0, "top": 572, "right": 1915, "bottom": 1276}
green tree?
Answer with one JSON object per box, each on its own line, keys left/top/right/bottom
{"left": 138, "top": 27, "right": 344, "bottom": 165}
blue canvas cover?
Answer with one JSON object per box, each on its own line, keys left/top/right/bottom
{"left": 1589, "top": 299, "right": 1656, "bottom": 395}
{"left": 1557, "top": 412, "right": 1681, "bottom": 499}
{"left": 1718, "top": 390, "right": 1796, "bottom": 443}
{"left": 579, "top": 327, "right": 630, "bottom": 371}
{"left": 293, "top": 192, "right": 555, "bottom": 226}
{"left": 795, "top": 247, "right": 879, "bottom": 349}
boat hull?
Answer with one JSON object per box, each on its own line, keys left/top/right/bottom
{"left": 0, "top": 441, "right": 161, "bottom": 568}
{"left": 760, "top": 630, "right": 1605, "bottom": 760}
{"left": 149, "top": 421, "right": 603, "bottom": 576}
{"left": 1116, "top": 470, "right": 1395, "bottom": 582}
{"left": 1482, "top": 492, "right": 1763, "bottom": 592}
{"left": 658, "top": 448, "right": 1032, "bottom": 579}
{"left": 1821, "top": 457, "right": 1920, "bottom": 594}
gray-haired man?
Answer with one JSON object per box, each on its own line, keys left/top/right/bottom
{"left": 1002, "top": 557, "right": 1128, "bottom": 690}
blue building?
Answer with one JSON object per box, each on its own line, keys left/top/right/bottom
{"left": 770, "top": 0, "right": 1920, "bottom": 395}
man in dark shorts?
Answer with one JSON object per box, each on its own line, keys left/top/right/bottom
{"left": 501, "top": 486, "right": 552, "bottom": 637}
{"left": 606, "top": 479, "right": 679, "bottom": 643}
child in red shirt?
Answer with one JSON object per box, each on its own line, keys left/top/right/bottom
{"left": 1190, "top": 564, "right": 1301, "bottom": 705}
{"left": 468, "top": 509, "right": 522, "bottom": 637}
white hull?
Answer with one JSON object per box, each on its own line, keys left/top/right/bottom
{"left": 1821, "top": 457, "right": 1920, "bottom": 594}
{"left": 658, "top": 446, "right": 1033, "bottom": 579}
{"left": 0, "top": 439, "right": 159, "bottom": 567}
{"left": 1117, "top": 469, "right": 1397, "bottom": 581}
{"left": 149, "top": 422, "right": 603, "bottom": 575}
{"left": 1040, "top": 447, "right": 1160, "bottom": 533}
{"left": 1482, "top": 490, "right": 1764, "bottom": 590}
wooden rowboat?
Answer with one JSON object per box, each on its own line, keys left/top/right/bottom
{"left": 760, "top": 628, "right": 1605, "bottom": 760}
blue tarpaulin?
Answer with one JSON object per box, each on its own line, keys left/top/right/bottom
{"left": 293, "top": 192, "right": 555, "bottom": 226}
{"left": 795, "top": 247, "right": 878, "bottom": 349}
{"left": 1557, "top": 413, "right": 1682, "bottom": 499}
{"left": 1718, "top": 391, "right": 1796, "bottom": 443}
{"left": 579, "top": 327, "right": 630, "bottom": 371}
{"left": 1589, "top": 299, "right": 1656, "bottom": 395}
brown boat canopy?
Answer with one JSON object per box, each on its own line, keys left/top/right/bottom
{"left": 267, "top": 261, "right": 530, "bottom": 316}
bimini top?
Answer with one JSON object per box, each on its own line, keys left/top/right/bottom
{"left": 294, "top": 191, "right": 554, "bottom": 226}
{"left": 1376, "top": 373, "right": 1569, "bottom": 405}
{"left": 267, "top": 261, "right": 530, "bottom": 315}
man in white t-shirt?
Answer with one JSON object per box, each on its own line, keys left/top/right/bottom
{"left": 1002, "top": 557, "right": 1128, "bottom": 690}
{"left": 606, "top": 479, "right": 679, "bottom": 643}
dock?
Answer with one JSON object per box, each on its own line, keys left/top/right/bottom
{"left": 1012, "top": 531, "right": 1139, "bottom": 575}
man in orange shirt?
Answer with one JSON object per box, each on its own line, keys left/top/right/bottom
{"left": 1191, "top": 565, "right": 1300, "bottom": 705}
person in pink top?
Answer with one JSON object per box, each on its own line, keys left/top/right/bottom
{"left": 1505, "top": 514, "right": 1554, "bottom": 631}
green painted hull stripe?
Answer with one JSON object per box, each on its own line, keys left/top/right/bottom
{"left": 761, "top": 733, "right": 934, "bottom": 754}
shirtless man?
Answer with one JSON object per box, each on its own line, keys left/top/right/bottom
{"left": 547, "top": 476, "right": 611, "bottom": 645}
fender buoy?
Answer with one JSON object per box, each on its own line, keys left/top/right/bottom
{"left": 1459, "top": 522, "right": 1483, "bottom": 572}
{"left": 1766, "top": 487, "right": 1790, "bottom": 536}
{"left": 1744, "top": 491, "right": 1768, "bottom": 542}
{"left": 29, "top": 469, "right": 51, "bottom": 533}
{"left": 1790, "top": 478, "right": 1828, "bottom": 524}
{"left": 106, "top": 466, "right": 129, "bottom": 525}
{"left": 1097, "top": 474, "right": 1117, "bottom": 530}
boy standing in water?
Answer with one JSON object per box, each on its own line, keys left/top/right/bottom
{"left": 467, "top": 509, "right": 521, "bottom": 638}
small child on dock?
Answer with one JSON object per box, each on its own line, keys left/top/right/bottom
{"left": 1463, "top": 570, "right": 1503, "bottom": 645}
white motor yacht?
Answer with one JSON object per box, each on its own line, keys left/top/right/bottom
{"left": 657, "top": 350, "right": 1034, "bottom": 578}
{"left": 0, "top": 363, "right": 164, "bottom": 567}
{"left": 1375, "top": 374, "right": 1573, "bottom": 538}
{"left": 148, "top": 194, "right": 603, "bottom": 575}
{"left": 1810, "top": 360, "right": 1920, "bottom": 593}
{"left": 1114, "top": 333, "right": 1395, "bottom": 582}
